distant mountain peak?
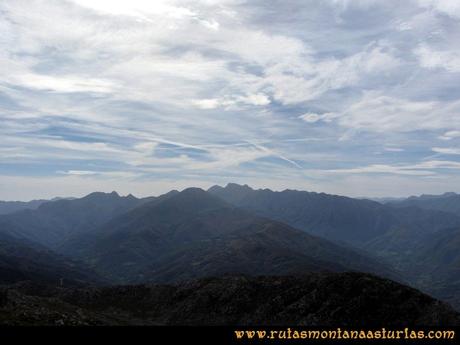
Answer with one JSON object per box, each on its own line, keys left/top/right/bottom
{"left": 177, "top": 187, "right": 210, "bottom": 198}
{"left": 225, "top": 183, "right": 254, "bottom": 191}
{"left": 182, "top": 187, "right": 205, "bottom": 193}
{"left": 407, "top": 192, "right": 459, "bottom": 201}
{"left": 171, "top": 187, "right": 224, "bottom": 205}
{"left": 208, "top": 183, "right": 255, "bottom": 193}
{"left": 207, "top": 185, "right": 223, "bottom": 193}
{"left": 119, "top": 187, "right": 230, "bottom": 225}
{"left": 83, "top": 191, "right": 121, "bottom": 200}
{"left": 125, "top": 193, "right": 138, "bottom": 200}
{"left": 51, "top": 197, "right": 76, "bottom": 201}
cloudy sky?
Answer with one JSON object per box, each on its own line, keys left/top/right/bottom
{"left": 1, "top": 0, "right": 460, "bottom": 200}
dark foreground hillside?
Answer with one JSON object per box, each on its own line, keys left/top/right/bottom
{"left": 1, "top": 272, "right": 458, "bottom": 326}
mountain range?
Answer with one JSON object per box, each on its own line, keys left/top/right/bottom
{"left": 57, "top": 188, "right": 396, "bottom": 284}
{"left": 0, "top": 183, "right": 459, "bottom": 324}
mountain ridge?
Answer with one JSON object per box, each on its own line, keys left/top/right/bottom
{"left": 208, "top": 184, "right": 460, "bottom": 248}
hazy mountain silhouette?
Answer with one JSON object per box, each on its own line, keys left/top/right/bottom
{"left": 59, "top": 188, "right": 397, "bottom": 284}
{"left": 0, "top": 199, "right": 48, "bottom": 215}
{"left": 0, "top": 192, "right": 151, "bottom": 248}
{"left": 1, "top": 273, "right": 458, "bottom": 326}
{"left": 208, "top": 184, "right": 460, "bottom": 255}
{"left": 387, "top": 192, "right": 460, "bottom": 216}
{"left": 0, "top": 197, "right": 78, "bottom": 215}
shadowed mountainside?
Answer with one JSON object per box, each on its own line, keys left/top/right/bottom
{"left": 0, "top": 231, "right": 103, "bottom": 286}
{"left": 1, "top": 273, "right": 458, "bottom": 326}
{"left": 399, "top": 227, "right": 460, "bottom": 311}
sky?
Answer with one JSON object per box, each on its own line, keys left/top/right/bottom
{"left": 1, "top": 0, "right": 460, "bottom": 200}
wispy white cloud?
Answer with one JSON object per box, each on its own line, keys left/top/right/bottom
{"left": 58, "top": 170, "right": 99, "bottom": 176}
{"left": 384, "top": 147, "right": 405, "bottom": 152}
{"left": 58, "top": 170, "right": 141, "bottom": 178}
{"left": 439, "top": 131, "right": 460, "bottom": 140}
{"left": 327, "top": 164, "right": 434, "bottom": 176}
{"left": 332, "top": 92, "right": 460, "bottom": 132}
{"left": 299, "top": 112, "right": 337, "bottom": 123}
{"left": 327, "top": 160, "right": 460, "bottom": 176}
{"left": 192, "top": 93, "right": 270, "bottom": 109}
{"left": 432, "top": 147, "right": 460, "bottom": 155}
{"left": 15, "top": 74, "right": 116, "bottom": 93}
{"left": 71, "top": 0, "right": 197, "bottom": 20}
{"left": 418, "top": 0, "right": 460, "bottom": 19}
{"left": 415, "top": 44, "right": 460, "bottom": 73}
